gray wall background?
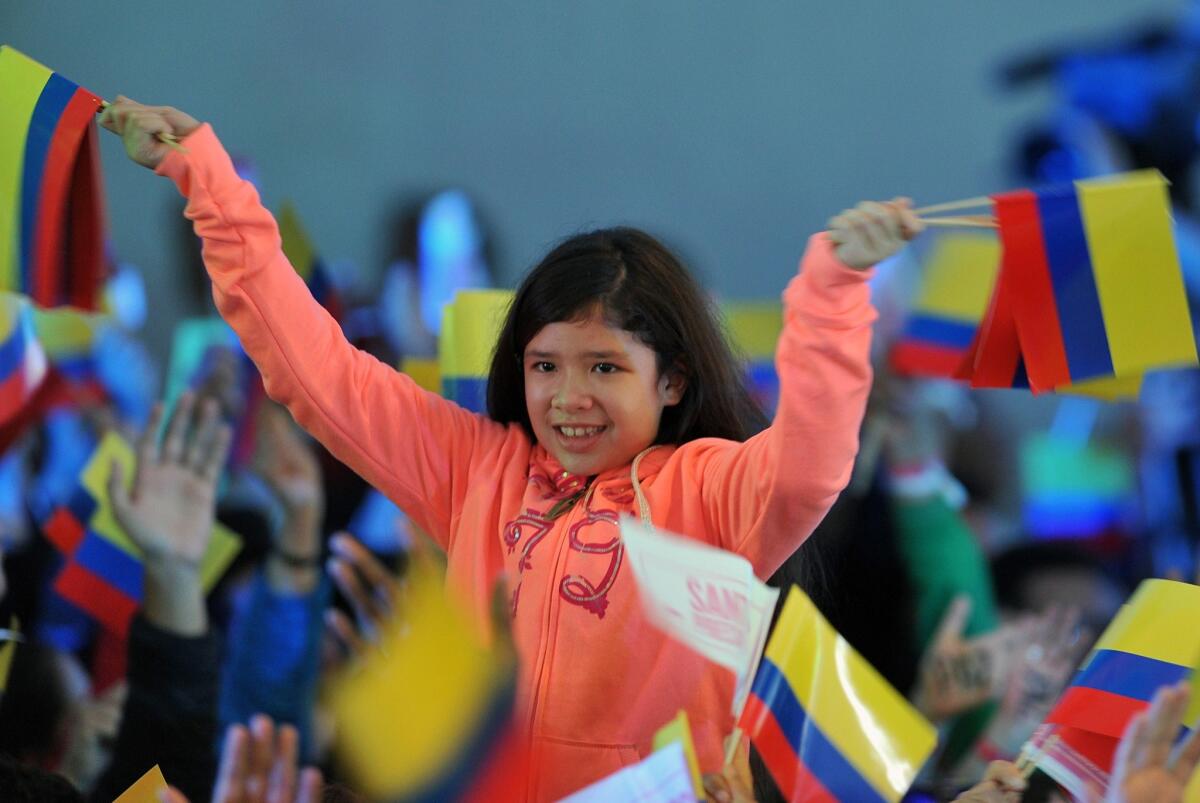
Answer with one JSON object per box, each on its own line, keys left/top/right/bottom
{"left": 5, "top": 1, "right": 1184, "bottom": 361}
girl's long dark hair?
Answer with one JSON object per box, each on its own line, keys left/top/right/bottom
{"left": 487, "top": 227, "right": 768, "bottom": 444}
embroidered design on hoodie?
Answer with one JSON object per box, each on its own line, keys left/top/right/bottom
{"left": 558, "top": 508, "right": 623, "bottom": 619}
{"left": 506, "top": 509, "right": 554, "bottom": 571}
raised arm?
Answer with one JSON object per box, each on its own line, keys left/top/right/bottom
{"left": 99, "top": 99, "right": 518, "bottom": 549}
{"left": 690, "top": 200, "right": 922, "bottom": 577}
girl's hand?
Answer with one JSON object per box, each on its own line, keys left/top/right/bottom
{"left": 828, "top": 197, "right": 923, "bottom": 270}
{"left": 98, "top": 95, "right": 201, "bottom": 170}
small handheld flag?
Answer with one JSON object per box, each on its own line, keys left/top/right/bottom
{"left": 739, "top": 586, "right": 936, "bottom": 802}
{"left": 439, "top": 289, "right": 513, "bottom": 412}
{"left": 0, "top": 46, "right": 106, "bottom": 308}
{"left": 1023, "top": 579, "right": 1200, "bottom": 799}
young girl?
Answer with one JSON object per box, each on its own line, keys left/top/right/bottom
{"left": 101, "top": 97, "right": 921, "bottom": 801}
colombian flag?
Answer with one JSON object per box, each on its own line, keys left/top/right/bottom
{"left": 889, "top": 233, "right": 999, "bottom": 378}
{"left": 439, "top": 289, "right": 513, "bottom": 413}
{"left": 0, "top": 46, "right": 106, "bottom": 308}
{"left": 1028, "top": 579, "right": 1200, "bottom": 799}
{"left": 42, "top": 432, "right": 242, "bottom": 636}
{"left": 723, "top": 302, "right": 782, "bottom": 417}
{"left": 330, "top": 557, "right": 526, "bottom": 802}
{"left": 967, "top": 170, "right": 1195, "bottom": 397}
{"left": 278, "top": 201, "right": 344, "bottom": 322}
{"left": 738, "top": 587, "right": 936, "bottom": 802}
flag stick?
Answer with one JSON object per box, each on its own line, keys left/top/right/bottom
{"left": 913, "top": 196, "right": 993, "bottom": 216}
{"left": 723, "top": 727, "right": 743, "bottom": 769}
{"left": 96, "top": 100, "right": 188, "bottom": 154}
{"left": 919, "top": 216, "right": 998, "bottom": 229}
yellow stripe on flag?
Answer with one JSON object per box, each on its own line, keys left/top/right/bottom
{"left": 723, "top": 302, "right": 782, "bottom": 361}
{"left": 765, "top": 587, "right": 936, "bottom": 801}
{"left": 330, "top": 558, "right": 512, "bottom": 799}
{"left": 79, "top": 432, "right": 241, "bottom": 589}
{"left": 915, "top": 233, "right": 1000, "bottom": 321}
{"left": 31, "top": 305, "right": 107, "bottom": 356}
{"left": 1078, "top": 170, "right": 1198, "bottom": 376}
{"left": 400, "top": 356, "right": 440, "bottom": 394}
{"left": 0, "top": 47, "right": 53, "bottom": 293}
{"left": 1058, "top": 373, "right": 1143, "bottom": 400}
{"left": 441, "top": 289, "right": 512, "bottom": 379}
{"left": 278, "top": 202, "right": 316, "bottom": 281}
{"left": 1091, "top": 580, "right": 1200, "bottom": 667}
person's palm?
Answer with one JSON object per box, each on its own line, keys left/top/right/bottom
{"left": 116, "top": 456, "right": 218, "bottom": 565}
{"left": 109, "top": 394, "right": 230, "bottom": 567}
{"left": 253, "top": 403, "right": 322, "bottom": 513}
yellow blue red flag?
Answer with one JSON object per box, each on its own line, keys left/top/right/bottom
{"left": 738, "top": 586, "right": 936, "bottom": 802}
{"left": 0, "top": 46, "right": 106, "bottom": 308}
{"left": 439, "top": 289, "right": 513, "bottom": 412}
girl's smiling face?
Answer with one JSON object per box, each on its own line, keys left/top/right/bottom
{"left": 523, "top": 311, "right": 685, "bottom": 477}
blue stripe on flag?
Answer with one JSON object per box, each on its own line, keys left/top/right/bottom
{"left": 74, "top": 531, "right": 143, "bottom": 601}
{"left": 1073, "top": 649, "right": 1190, "bottom": 702}
{"left": 1036, "top": 186, "right": 1114, "bottom": 381}
{"left": 904, "top": 314, "right": 978, "bottom": 349}
{"left": 66, "top": 486, "right": 97, "bottom": 524}
{"left": 443, "top": 375, "right": 488, "bottom": 413}
{"left": 750, "top": 658, "right": 888, "bottom": 803}
{"left": 20, "top": 73, "right": 77, "bottom": 292}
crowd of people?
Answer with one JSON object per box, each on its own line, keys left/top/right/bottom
{"left": 4, "top": 14, "right": 1200, "bottom": 800}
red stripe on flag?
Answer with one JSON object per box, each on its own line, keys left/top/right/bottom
{"left": 994, "top": 190, "right": 1072, "bottom": 389}
{"left": 43, "top": 507, "right": 86, "bottom": 553}
{"left": 967, "top": 254, "right": 1027, "bottom": 388}
{"left": 1047, "top": 686, "right": 1150, "bottom": 740}
{"left": 66, "top": 123, "right": 106, "bottom": 309}
{"left": 461, "top": 725, "right": 528, "bottom": 803}
{"left": 890, "top": 341, "right": 969, "bottom": 378}
{"left": 30, "top": 87, "right": 101, "bottom": 307}
{"left": 53, "top": 560, "right": 139, "bottom": 637}
{"left": 740, "top": 695, "right": 838, "bottom": 803}
{"left": 0, "top": 362, "right": 33, "bottom": 423}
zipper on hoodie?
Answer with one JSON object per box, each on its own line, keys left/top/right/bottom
{"left": 523, "top": 476, "right": 591, "bottom": 800}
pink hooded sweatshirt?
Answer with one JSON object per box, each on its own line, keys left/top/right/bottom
{"left": 158, "top": 124, "right": 875, "bottom": 801}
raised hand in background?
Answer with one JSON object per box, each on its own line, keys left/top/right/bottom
{"left": 108, "top": 393, "right": 231, "bottom": 635}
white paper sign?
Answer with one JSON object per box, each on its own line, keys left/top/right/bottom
{"left": 557, "top": 742, "right": 697, "bottom": 803}
{"left": 620, "top": 517, "right": 779, "bottom": 715}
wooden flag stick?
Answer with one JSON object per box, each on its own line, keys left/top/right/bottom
{"left": 919, "top": 215, "right": 998, "bottom": 229}
{"left": 723, "top": 727, "right": 743, "bottom": 769}
{"left": 97, "top": 100, "right": 188, "bottom": 154}
{"left": 913, "top": 196, "right": 994, "bottom": 216}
